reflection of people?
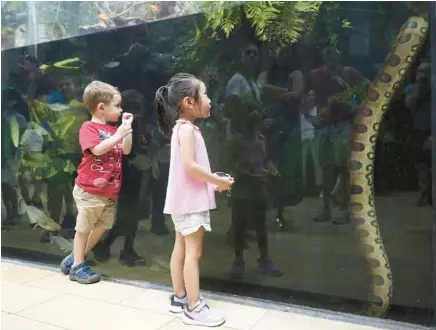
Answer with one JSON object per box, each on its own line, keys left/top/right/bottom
{"left": 225, "top": 42, "right": 297, "bottom": 233}
{"left": 404, "top": 61, "right": 432, "bottom": 206}
{"left": 42, "top": 77, "right": 89, "bottom": 242}
{"left": 301, "top": 90, "right": 321, "bottom": 194}
{"left": 198, "top": 66, "right": 227, "bottom": 172}
{"left": 149, "top": 126, "right": 171, "bottom": 235}
{"left": 225, "top": 98, "right": 282, "bottom": 279}
{"left": 307, "top": 46, "right": 367, "bottom": 109}
{"left": 307, "top": 46, "right": 366, "bottom": 224}
{"left": 1, "top": 89, "right": 28, "bottom": 225}
{"left": 258, "top": 47, "right": 305, "bottom": 225}
{"left": 315, "top": 100, "right": 353, "bottom": 224}
{"left": 60, "top": 81, "right": 133, "bottom": 284}
{"left": 94, "top": 89, "right": 150, "bottom": 266}
{"left": 155, "top": 73, "right": 233, "bottom": 326}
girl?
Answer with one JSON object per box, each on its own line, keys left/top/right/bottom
{"left": 155, "top": 73, "right": 234, "bottom": 327}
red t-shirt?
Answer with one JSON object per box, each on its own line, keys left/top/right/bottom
{"left": 308, "top": 66, "right": 365, "bottom": 108}
{"left": 75, "top": 121, "right": 123, "bottom": 199}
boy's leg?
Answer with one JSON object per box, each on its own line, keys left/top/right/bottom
{"left": 84, "top": 197, "right": 117, "bottom": 255}
{"left": 62, "top": 186, "right": 111, "bottom": 284}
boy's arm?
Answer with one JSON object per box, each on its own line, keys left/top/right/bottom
{"left": 80, "top": 124, "right": 129, "bottom": 156}
{"left": 122, "top": 133, "right": 132, "bottom": 155}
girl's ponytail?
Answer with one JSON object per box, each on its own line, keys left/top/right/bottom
{"left": 154, "top": 73, "right": 203, "bottom": 136}
{"left": 154, "top": 85, "right": 173, "bottom": 136}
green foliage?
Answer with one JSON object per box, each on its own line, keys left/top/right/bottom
{"left": 199, "top": 1, "right": 323, "bottom": 49}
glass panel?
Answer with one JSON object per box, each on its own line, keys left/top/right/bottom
{"left": 1, "top": 1, "right": 433, "bottom": 326}
{"left": 1, "top": 1, "right": 207, "bottom": 50}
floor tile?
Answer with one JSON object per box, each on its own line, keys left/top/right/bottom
{"left": 18, "top": 294, "right": 174, "bottom": 330}
{"left": 206, "top": 300, "right": 268, "bottom": 330}
{"left": 122, "top": 291, "right": 267, "bottom": 330}
{"left": 27, "top": 274, "right": 142, "bottom": 304}
{"left": 252, "top": 311, "right": 378, "bottom": 330}
{"left": 121, "top": 288, "right": 174, "bottom": 315}
{"left": 2, "top": 263, "right": 54, "bottom": 284}
{"left": 2, "top": 312, "right": 67, "bottom": 330}
{"left": 1, "top": 282, "right": 62, "bottom": 313}
{"left": 160, "top": 318, "right": 237, "bottom": 330}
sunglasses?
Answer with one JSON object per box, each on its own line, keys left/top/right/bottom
{"left": 244, "top": 49, "right": 258, "bottom": 57}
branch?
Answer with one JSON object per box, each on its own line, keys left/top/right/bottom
{"left": 110, "top": 1, "right": 147, "bottom": 19}
{"left": 55, "top": 1, "right": 61, "bottom": 21}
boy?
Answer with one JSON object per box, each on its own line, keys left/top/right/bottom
{"left": 94, "top": 89, "right": 151, "bottom": 266}
{"left": 59, "top": 81, "right": 133, "bottom": 284}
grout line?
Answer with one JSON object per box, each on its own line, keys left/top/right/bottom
{"left": 4, "top": 312, "right": 72, "bottom": 330}
{"left": 156, "top": 316, "right": 178, "bottom": 330}
{"left": 13, "top": 293, "right": 66, "bottom": 315}
{"left": 248, "top": 310, "right": 269, "bottom": 330}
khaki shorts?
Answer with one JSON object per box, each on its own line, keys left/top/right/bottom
{"left": 73, "top": 185, "right": 116, "bottom": 233}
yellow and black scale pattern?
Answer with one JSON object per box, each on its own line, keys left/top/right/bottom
{"left": 349, "top": 16, "right": 428, "bottom": 316}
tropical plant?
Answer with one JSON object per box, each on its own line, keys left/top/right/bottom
{"left": 198, "top": 1, "right": 323, "bottom": 50}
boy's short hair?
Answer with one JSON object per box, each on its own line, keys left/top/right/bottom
{"left": 83, "top": 80, "right": 119, "bottom": 113}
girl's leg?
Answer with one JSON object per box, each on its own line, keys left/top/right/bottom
{"left": 171, "top": 232, "right": 186, "bottom": 298}
{"left": 183, "top": 227, "right": 204, "bottom": 310}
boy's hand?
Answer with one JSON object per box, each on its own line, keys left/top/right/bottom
{"left": 115, "top": 122, "right": 133, "bottom": 139}
{"left": 122, "top": 112, "right": 134, "bottom": 126}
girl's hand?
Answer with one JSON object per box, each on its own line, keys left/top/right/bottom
{"left": 216, "top": 175, "right": 234, "bottom": 192}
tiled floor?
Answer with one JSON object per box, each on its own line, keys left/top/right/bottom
{"left": 1, "top": 261, "right": 388, "bottom": 330}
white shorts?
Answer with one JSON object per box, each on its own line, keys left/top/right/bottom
{"left": 171, "top": 211, "right": 211, "bottom": 236}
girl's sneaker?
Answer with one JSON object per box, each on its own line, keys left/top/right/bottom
{"left": 169, "top": 294, "right": 188, "bottom": 313}
{"left": 183, "top": 298, "right": 225, "bottom": 327}
{"left": 69, "top": 263, "right": 101, "bottom": 284}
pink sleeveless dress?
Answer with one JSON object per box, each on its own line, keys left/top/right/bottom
{"left": 164, "top": 120, "right": 216, "bottom": 235}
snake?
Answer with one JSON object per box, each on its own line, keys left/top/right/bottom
{"left": 349, "top": 16, "right": 428, "bottom": 316}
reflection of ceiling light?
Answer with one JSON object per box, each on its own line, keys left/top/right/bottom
{"left": 104, "top": 61, "right": 120, "bottom": 68}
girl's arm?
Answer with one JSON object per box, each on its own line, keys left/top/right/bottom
{"left": 178, "top": 124, "right": 226, "bottom": 186}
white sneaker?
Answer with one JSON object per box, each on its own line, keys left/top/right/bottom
{"left": 169, "top": 294, "right": 188, "bottom": 313}
{"left": 183, "top": 297, "right": 225, "bottom": 327}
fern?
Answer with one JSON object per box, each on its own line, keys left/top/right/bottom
{"left": 198, "top": 1, "right": 323, "bottom": 50}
